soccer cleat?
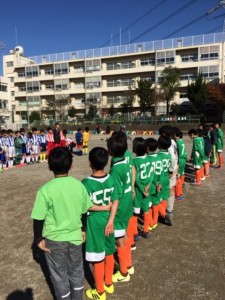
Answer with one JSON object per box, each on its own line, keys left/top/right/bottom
{"left": 139, "top": 231, "right": 150, "bottom": 239}
{"left": 134, "top": 234, "right": 139, "bottom": 242}
{"left": 104, "top": 284, "right": 114, "bottom": 294}
{"left": 152, "top": 224, "right": 158, "bottom": 229}
{"left": 165, "top": 214, "right": 173, "bottom": 226}
{"left": 148, "top": 226, "right": 154, "bottom": 232}
{"left": 112, "top": 271, "right": 130, "bottom": 283}
{"left": 86, "top": 288, "right": 106, "bottom": 300}
{"left": 201, "top": 176, "right": 206, "bottom": 181}
{"left": 175, "top": 195, "right": 184, "bottom": 201}
{"left": 131, "top": 244, "right": 136, "bottom": 251}
{"left": 128, "top": 266, "right": 135, "bottom": 275}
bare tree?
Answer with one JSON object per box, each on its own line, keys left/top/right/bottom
{"left": 45, "top": 94, "right": 71, "bottom": 122}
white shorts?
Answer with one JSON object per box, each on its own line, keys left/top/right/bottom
{"left": 7, "top": 146, "right": 16, "bottom": 158}
{"left": 33, "top": 145, "right": 39, "bottom": 154}
{"left": 170, "top": 164, "right": 178, "bottom": 188}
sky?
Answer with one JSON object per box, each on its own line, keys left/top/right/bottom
{"left": 0, "top": 0, "right": 224, "bottom": 74}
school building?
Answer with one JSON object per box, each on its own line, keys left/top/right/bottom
{"left": 1, "top": 32, "right": 224, "bottom": 128}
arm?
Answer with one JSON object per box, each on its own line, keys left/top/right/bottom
{"left": 105, "top": 200, "right": 119, "bottom": 236}
{"left": 33, "top": 219, "right": 50, "bottom": 253}
{"left": 88, "top": 203, "right": 112, "bottom": 212}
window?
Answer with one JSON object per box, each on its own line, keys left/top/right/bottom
{"left": 27, "top": 96, "right": 41, "bottom": 107}
{"left": 18, "top": 72, "right": 25, "bottom": 77}
{"left": 0, "top": 100, "right": 8, "bottom": 109}
{"left": 140, "top": 59, "right": 155, "bottom": 66}
{"left": 107, "top": 60, "right": 135, "bottom": 70}
{"left": 200, "top": 46, "right": 219, "bottom": 61}
{"left": 45, "top": 69, "right": 54, "bottom": 75}
{"left": 19, "top": 86, "right": 26, "bottom": 92}
{"left": 54, "top": 63, "right": 69, "bottom": 75}
{"left": 26, "top": 66, "right": 39, "bottom": 78}
{"left": 26, "top": 81, "right": 40, "bottom": 93}
{"left": 156, "top": 51, "right": 175, "bottom": 65}
{"left": 0, "top": 84, "right": 7, "bottom": 92}
{"left": 85, "top": 76, "right": 101, "bottom": 88}
{"left": 54, "top": 79, "right": 69, "bottom": 90}
{"left": 181, "top": 54, "right": 198, "bottom": 62}
{"left": 85, "top": 59, "right": 101, "bottom": 72}
{"left": 10, "top": 77, "right": 14, "bottom": 83}
{"left": 199, "top": 65, "right": 219, "bottom": 80}
{"left": 6, "top": 61, "right": 14, "bottom": 67}
{"left": 86, "top": 92, "right": 101, "bottom": 104}
{"left": 107, "top": 78, "right": 134, "bottom": 87}
{"left": 11, "top": 91, "right": 15, "bottom": 96}
{"left": 180, "top": 74, "right": 197, "bottom": 81}
{"left": 107, "top": 96, "right": 123, "bottom": 104}
{"left": 75, "top": 82, "right": 84, "bottom": 89}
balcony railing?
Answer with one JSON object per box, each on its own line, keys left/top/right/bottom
{"left": 27, "top": 32, "right": 224, "bottom": 65}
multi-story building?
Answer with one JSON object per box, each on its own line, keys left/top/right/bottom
{"left": 0, "top": 76, "right": 11, "bottom": 128}
{"left": 2, "top": 32, "right": 224, "bottom": 127}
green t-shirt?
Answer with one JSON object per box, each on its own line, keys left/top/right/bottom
{"left": 176, "top": 139, "right": 187, "bottom": 160}
{"left": 31, "top": 176, "right": 92, "bottom": 245}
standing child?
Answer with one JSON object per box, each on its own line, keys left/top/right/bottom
{"left": 14, "top": 131, "right": 24, "bottom": 165}
{"left": 32, "top": 128, "right": 40, "bottom": 163}
{"left": 31, "top": 147, "right": 93, "bottom": 300}
{"left": 83, "top": 127, "right": 90, "bottom": 155}
{"left": 20, "top": 128, "right": 28, "bottom": 166}
{"left": 202, "top": 125, "right": 212, "bottom": 177}
{"left": 6, "top": 129, "right": 16, "bottom": 168}
{"left": 107, "top": 133, "right": 134, "bottom": 283}
{"left": 39, "top": 129, "right": 47, "bottom": 162}
{"left": 132, "top": 137, "right": 153, "bottom": 239}
{"left": 46, "top": 127, "right": 54, "bottom": 157}
{"left": 188, "top": 129, "right": 204, "bottom": 186}
{"left": 82, "top": 147, "right": 119, "bottom": 300}
{"left": 75, "top": 128, "right": 83, "bottom": 156}
{"left": 214, "top": 122, "right": 224, "bottom": 168}
{"left": 173, "top": 128, "right": 187, "bottom": 201}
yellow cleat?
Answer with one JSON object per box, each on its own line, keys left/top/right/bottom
{"left": 128, "top": 266, "right": 135, "bottom": 275}
{"left": 112, "top": 271, "right": 130, "bottom": 283}
{"left": 104, "top": 284, "right": 114, "bottom": 294}
{"left": 86, "top": 288, "right": 106, "bottom": 300}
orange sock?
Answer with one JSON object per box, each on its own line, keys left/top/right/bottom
{"left": 196, "top": 169, "right": 201, "bottom": 184}
{"left": 127, "top": 216, "right": 135, "bottom": 245}
{"left": 133, "top": 215, "right": 138, "bottom": 236}
{"left": 201, "top": 166, "right": 204, "bottom": 178}
{"left": 152, "top": 205, "right": 159, "bottom": 225}
{"left": 149, "top": 208, "right": 154, "bottom": 227}
{"left": 175, "top": 178, "right": 182, "bottom": 197}
{"left": 125, "top": 237, "right": 132, "bottom": 269}
{"left": 105, "top": 255, "right": 114, "bottom": 286}
{"left": 161, "top": 200, "right": 167, "bottom": 210}
{"left": 158, "top": 203, "right": 166, "bottom": 218}
{"left": 117, "top": 246, "right": 128, "bottom": 275}
{"left": 143, "top": 212, "right": 150, "bottom": 232}
{"left": 93, "top": 261, "right": 105, "bottom": 294}
{"left": 219, "top": 153, "right": 223, "bottom": 167}
{"left": 204, "top": 162, "right": 209, "bottom": 176}
{"left": 181, "top": 174, "right": 185, "bottom": 184}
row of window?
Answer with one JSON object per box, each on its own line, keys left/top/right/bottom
{"left": 0, "top": 85, "right": 7, "bottom": 92}
{"left": 0, "top": 100, "right": 8, "bottom": 109}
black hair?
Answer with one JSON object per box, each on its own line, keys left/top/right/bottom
{"left": 159, "top": 125, "right": 173, "bottom": 137}
{"left": 85, "top": 127, "right": 89, "bottom": 132}
{"left": 55, "top": 123, "right": 60, "bottom": 126}
{"left": 40, "top": 129, "right": 45, "bottom": 134}
{"left": 133, "top": 137, "right": 146, "bottom": 156}
{"left": 27, "top": 132, "right": 33, "bottom": 138}
{"left": 7, "top": 129, "right": 13, "bottom": 134}
{"left": 20, "top": 128, "right": 25, "bottom": 133}
{"left": 203, "top": 124, "right": 210, "bottom": 132}
{"left": 48, "top": 147, "right": 72, "bottom": 175}
{"left": 145, "top": 138, "right": 158, "bottom": 152}
{"left": 47, "top": 127, "right": 52, "bottom": 131}
{"left": 198, "top": 129, "right": 203, "bottom": 137}
{"left": 32, "top": 127, "right": 37, "bottom": 132}
{"left": 107, "top": 133, "right": 127, "bottom": 157}
{"left": 173, "top": 127, "right": 183, "bottom": 139}
{"left": 89, "top": 147, "right": 109, "bottom": 170}
{"left": 15, "top": 131, "right": 19, "bottom": 134}
{"left": 77, "top": 128, "right": 81, "bottom": 131}
{"left": 112, "top": 130, "right": 128, "bottom": 142}
{"left": 157, "top": 134, "right": 171, "bottom": 150}
{"left": 188, "top": 129, "right": 197, "bottom": 136}
{"left": 63, "top": 129, "right": 67, "bottom": 136}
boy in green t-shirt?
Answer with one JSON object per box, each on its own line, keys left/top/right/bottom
{"left": 31, "top": 147, "right": 93, "bottom": 300}
{"left": 173, "top": 128, "right": 187, "bottom": 201}
{"left": 188, "top": 129, "right": 205, "bottom": 186}
{"left": 107, "top": 133, "right": 134, "bottom": 283}
{"left": 215, "top": 122, "right": 224, "bottom": 168}
{"left": 82, "top": 147, "right": 119, "bottom": 300}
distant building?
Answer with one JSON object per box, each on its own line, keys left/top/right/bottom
{"left": 2, "top": 32, "right": 224, "bottom": 127}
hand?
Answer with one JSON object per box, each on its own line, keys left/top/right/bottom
{"left": 105, "top": 221, "right": 113, "bottom": 236}
{"left": 157, "top": 184, "right": 162, "bottom": 192}
{"left": 82, "top": 231, "right": 86, "bottom": 243}
{"left": 143, "top": 191, "right": 149, "bottom": 197}
{"left": 132, "top": 189, "right": 136, "bottom": 199}
{"left": 37, "top": 239, "right": 51, "bottom": 253}
{"left": 144, "top": 185, "right": 149, "bottom": 193}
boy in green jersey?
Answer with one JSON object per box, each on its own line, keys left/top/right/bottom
{"left": 202, "top": 124, "right": 212, "bottom": 177}
{"left": 215, "top": 122, "right": 224, "bottom": 168}
{"left": 31, "top": 147, "right": 93, "bottom": 300}
{"left": 145, "top": 138, "right": 163, "bottom": 230}
{"left": 173, "top": 128, "right": 187, "bottom": 201}
{"left": 133, "top": 138, "right": 154, "bottom": 238}
{"left": 188, "top": 129, "right": 205, "bottom": 186}
{"left": 82, "top": 147, "right": 119, "bottom": 300}
{"left": 107, "top": 133, "right": 134, "bottom": 283}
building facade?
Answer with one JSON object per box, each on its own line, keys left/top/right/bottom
{"left": 2, "top": 32, "right": 224, "bottom": 127}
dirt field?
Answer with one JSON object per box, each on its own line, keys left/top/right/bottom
{"left": 1, "top": 135, "right": 225, "bottom": 300}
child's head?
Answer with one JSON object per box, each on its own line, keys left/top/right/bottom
{"left": 214, "top": 122, "right": 221, "bottom": 129}
{"left": 77, "top": 128, "right": 81, "bottom": 132}
{"left": 85, "top": 127, "right": 89, "bottom": 132}
{"left": 48, "top": 147, "right": 72, "bottom": 175}
{"left": 159, "top": 125, "right": 173, "bottom": 137}
{"left": 198, "top": 129, "right": 203, "bottom": 137}
{"left": 15, "top": 131, "right": 20, "bottom": 136}
{"left": 133, "top": 137, "right": 146, "bottom": 156}
{"left": 32, "top": 127, "right": 37, "bottom": 134}
{"left": 107, "top": 132, "right": 127, "bottom": 157}
{"left": 198, "top": 123, "right": 204, "bottom": 130}
{"left": 188, "top": 128, "right": 197, "bottom": 139}
{"left": 55, "top": 123, "right": 60, "bottom": 129}
{"left": 157, "top": 134, "right": 171, "bottom": 150}
{"left": 173, "top": 127, "right": 183, "bottom": 140}
{"left": 89, "top": 147, "right": 109, "bottom": 171}
{"left": 145, "top": 138, "right": 158, "bottom": 153}
{"left": 27, "top": 132, "right": 33, "bottom": 138}
{"left": 40, "top": 129, "right": 45, "bottom": 134}
{"left": 63, "top": 129, "right": 67, "bottom": 136}
{"left": 47, "top": 127, "right": 53, "bottom": 133}
{"left": 20, "top": 128, "right": 25, "bottom": 134}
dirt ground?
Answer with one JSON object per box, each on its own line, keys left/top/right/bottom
{"left": 1, "top": 135, "right": 225, "bottom": 300}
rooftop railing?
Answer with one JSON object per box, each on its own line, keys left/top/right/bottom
{"left": 28, "top": 32, "right": 224, "bottom": 65}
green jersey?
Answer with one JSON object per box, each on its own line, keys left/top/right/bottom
{"left": 176, "top": 139, "right": 187, "bottom": 160}
{"left": 192, "top": 137, "right": 204, "bottom": 169}
{"left": 110, "top": 156, "right": 132, "bottom": 236}
{"left": 157, "top": 150, "right": 172, "bottom": 200}
{"left": 82, "top": 174, "right": 118, "bottom": 261}
{"left": 216, "top": 128, "right": 224, "bottom": 151}
{"left": 31, "top": 176, "right": 92, "bottom": 245}
{"left": 133, "top": 154, "right": 154, "bottom": 213}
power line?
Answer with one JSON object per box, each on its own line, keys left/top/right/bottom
{"left": 130, "top": 0, "right": 197, "bottom": 43}
{"left": 100, "top": 0, "right": 166, "bottom": 47}
{"left": 163, "top": 13, "right": 206, "bottom": 39}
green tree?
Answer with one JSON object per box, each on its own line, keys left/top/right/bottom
{"left": 136, "top": 79, "right": 155, "bottom": 114}
{"left": 186, "top": 73, "right": 208, "bottom": 115}
{"left": 68, "top": 106, "right": 77, "bottom": 118}
{"left": 160, "top": 66, "right": 180, "bottom": 115}
{"left": 45, "top": 94, "right": 71, "bottom": 122}
{"left": 120, "top": 85, "right": 135, "bottom": 115}
{"left": 87, "top": 105, "right": 98, "bottom": 120}
{"left": 29, "top": 111, "right": 41, "bottom": 124}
